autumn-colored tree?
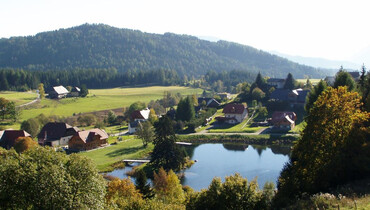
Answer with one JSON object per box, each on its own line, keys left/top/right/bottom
{"left": 153, "top": 168, "right": 185, "bottom": 204}
{"left": 275, "top": 87, "right": 370, "bottom": 207}
{"left": 38, "top": 83, "right": 45, "bottom": 99}
{"left": 148, "top": 108, "right": 158, "bottom": 124}
{"left": 14, "top": 137, "right": 38, "bottom": 153}
{"left": 105, "top": 178, "right": 144, "bottom": 208}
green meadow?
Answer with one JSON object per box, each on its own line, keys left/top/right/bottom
{"left": 20, "top": 86, "right": 202, "bottom": 120}
{"left": 0, "top": 91, "right": 37, "bottom": 106}
{"left": 79, "top": 136, "right": 153, "bottom": 172}
{"left": 296, "top": 78, "right": 322, "bottom": 85}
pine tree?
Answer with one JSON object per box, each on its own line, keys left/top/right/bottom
{"left": 283, "top": 73, "right": 295, "bottom": 90}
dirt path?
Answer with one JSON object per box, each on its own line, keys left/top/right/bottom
{"left": 17, "top": 93, "right": 40, "bottom": 108}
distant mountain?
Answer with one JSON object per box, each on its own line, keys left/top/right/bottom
{"left": 0, "top": 24, "right": 328, "bottom": 78}
{"left": 271, "top": 51, "right": 360, "bottom": 72}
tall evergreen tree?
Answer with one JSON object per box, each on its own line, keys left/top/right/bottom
{"left": 0, "top": 72, "right": 9, "bottom": 90}
{"left": 305, "top": 80, "right": 327, "bottom": 113}
{"left": 283, "top": 73, "right": 295, "bottom": 90}
{"left": 150, "top": 116, "right": 186, "bottom": 171}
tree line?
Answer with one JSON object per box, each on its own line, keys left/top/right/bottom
{"left": 0, "top": 68, "right": 181, "bottom": 91}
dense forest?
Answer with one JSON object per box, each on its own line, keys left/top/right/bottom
{"left": 0, "top": 24, "right": 328, "bottom": 79}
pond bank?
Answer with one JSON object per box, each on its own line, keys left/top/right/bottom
{"left": 178, "top": 134, "right": 298, "bottom": 145}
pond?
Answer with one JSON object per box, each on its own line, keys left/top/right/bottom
{"left": 107, "top": 143, "right": 290, "bottom": 191}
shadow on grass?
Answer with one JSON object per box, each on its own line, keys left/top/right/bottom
{"left": 105, "top": 145, "right": 145, "bottom": 158}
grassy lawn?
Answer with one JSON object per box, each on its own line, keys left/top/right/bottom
{"left": 0, "top": 91, "right": 37, "bottom": 106}
{"left": 79, "top": 136, "right": 153, "bottom": 172}
{"left": 290, "top": 121, "right": 306, "bottom": 133}
{"left": 20, "top": 86, "right": 202, "bottom": 121}
{"left": 208, "top": 115, "right": 268, "bottom": 133}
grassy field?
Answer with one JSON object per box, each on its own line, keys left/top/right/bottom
{"left": 79, "top": 136, "right": 153, "bottom": 172}
{"left": 20, "top": 86, "right": 202, "bottom": 121}
{"left": 0, "top": 91, "right": 37, "bottom": 106}
{"left": 296, "top": 78, "right": 322, "bottom": 85}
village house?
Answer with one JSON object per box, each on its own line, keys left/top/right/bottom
{"left": 197, "top": 97, "right": 220, "bottom": 108}
{"left": 0, "top": 129, "right": 31, "bottom": 149}
{"left": 69, "top": 86, "right": 81, "bottom": 97}
{"left": 270, "top": 111, "right": 297, "bottom": 131}
{"left": 48, "top": 85, "right": 69, "bottom": 99}
{"left": 68, "top": 128, "right": 108, "bottom": 151}
{"left": 128, "top": 108, "right": 151, "bottom": 133}
{"left": 216, "top": 103, "right": 248, "bottom": 124}
{"left": 267, "top": 78, "right": 286, "bottom": 89}
{"left": 38, "top": 122, "right": 80, "bottom": 147}
{"left": 270, "top": 88, "right": 310, "bottom": 107}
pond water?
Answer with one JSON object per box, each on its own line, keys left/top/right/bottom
{"left": 107, "top": 143, "right": 290, "bottom": 191}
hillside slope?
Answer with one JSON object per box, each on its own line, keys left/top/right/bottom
{"left": 0, "top": 24, "right": 326, "bottom": 78}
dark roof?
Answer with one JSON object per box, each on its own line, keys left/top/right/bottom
{"left": 348, "top": 72, "right": 360, "bottom": 79}
{"left": 296, "top": 89, "right": 310, "bottom": 103}
{"left": 267, "top": 78, "right": 285, "bottom": 83}
{"left": 197, "top": 97, "right": 220, "bottom": 108}
{"left": 0, "top": 130, "right": 31, "bottom": 149}
{"left": 38, "top": 122, "right": 75, "bottom": 141}
{"left": 223, "top": 104, "right": 247, "bottom": 114}
{"left": 271, "top": 112, "right": 296, "bottom": 124}
{"left": 270, "top": 89, "right": 290, "bottom": 101}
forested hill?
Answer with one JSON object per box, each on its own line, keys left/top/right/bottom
{"left": 0, "top": 24, "right": 326, "bottom": 78}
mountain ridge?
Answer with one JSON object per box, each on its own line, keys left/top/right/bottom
{"left": 0, "top": 23, "right": 329, "bottom": 78}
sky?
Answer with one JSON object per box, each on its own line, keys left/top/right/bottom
{"left": 1, "top": 0, "right": 369, "bottom": 66}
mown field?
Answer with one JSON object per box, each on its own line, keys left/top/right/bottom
{"left": 0, "top": 91, "right": 37, "bottom": 106}
{"left": 19, "top": 86, "right": 202, "bottom": 120}
{"left": 78, "top": 136, "right": 153, "bottom": 172}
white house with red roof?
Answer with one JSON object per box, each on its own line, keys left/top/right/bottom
{"left": 216, "top": 103, "right": 248, "bottom": 124}
{"left": 128, "top": 108, "right": 151, "bottom": 133}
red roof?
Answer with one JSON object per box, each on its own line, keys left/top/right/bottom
{"left": 271, "top": 112, "right": 296, "bottom": 124}
{"left": 223, "top": 104, "right": 247, "bottom": 114}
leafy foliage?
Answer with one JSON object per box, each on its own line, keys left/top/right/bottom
{"left": 153, "top": 168, "right": 185, "bottom": 204}
{"left": 13, "top": 137, "right": 38, "bottom": 153}
{"left": 334, "top": 70, "right": 356, "bottom": 91}
{"left": 0, "top": 147, "right": 106, "bottom": 209}
{"left": 136, "top": 121, "right": 155, "bottom": 147}
{"left": 305, "top": 80, "right": 328, "bottom": 113}
{"left": 275, "top": 87, "right": 370, "bottom": 207}
{"left": 186, "top": 173, "right": 271, "bottom": 210}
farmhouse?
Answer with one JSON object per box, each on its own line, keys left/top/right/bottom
{"left": 270, "top": 88, "right": 310, "bottom": 107}
{"left": 48, "top": 85, "right": 69, "bottom": 99}
{"left": 68, "top": 128, "right": 108, "bottom": 151}
{"left": 197, "top": 97, "right": 220, "bottom": 108}
{"left": 128, "top": 108, "right": 151, "bottom": 133}
{"left": 0, "top": 130, "right": 31, "bottom": 149}
{"left": 216, "top": 103, "right": 248, "bottom": 124}
{"left": 69, "top": 86, "right": 81, "bottom": 97}
{"left": 267, "top": 78, "right": 286, "bottom": 89}
{"left": 270, "top": 111, "right": 297, "bottom": 131}
{"left": 38, "top": 122, "right": 79, "bottom": 147}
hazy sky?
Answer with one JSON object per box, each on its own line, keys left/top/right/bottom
{"left": 1, "top": 0, "right": 369, "bottom": 64}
